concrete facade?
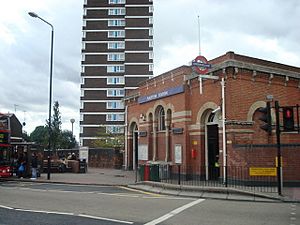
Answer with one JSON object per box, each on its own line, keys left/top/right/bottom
{"left": 80, "top": 0, "right": 153, "bottom": 147}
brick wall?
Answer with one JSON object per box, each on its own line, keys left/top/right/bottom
{"left": 125, "top": 52, "right": 300, "bottom": 182}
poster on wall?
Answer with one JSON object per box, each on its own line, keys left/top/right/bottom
{"left": 138, "top": 144, "right": 148, "bottom": 160}
{"left": 79, "top": 146, "right": 89, "bottom": 163}
{"left": 175, "top": 144, "right": 182, "bottom": 164}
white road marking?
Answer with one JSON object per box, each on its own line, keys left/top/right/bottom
{"left": 144, "top": 198, "right": 205, "bottom": 225}
{"left": 14, "top": 208, "right": 74, "bottom": 216}
{"left": 0, "top": 205, "right": 13, "bottom": 210}
{"left": 0, "top": 204, "right": 133, "bottom": 223}
{"left": 45, "top": 211, "right": 75, "bottom": 216}
{"left": 289, "top": 203, "right": 297, "bottom": 225}
{"left": 142, "top": 196, "right": 196, "bottom": 201}
{"left": 78, "top": 214, "right": 134, "bottom": 224}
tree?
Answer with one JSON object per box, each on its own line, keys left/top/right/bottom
{"left": 51, "top": 101, "right": 62, "bottom": 152}
{"left": 30, "top": 101, "right": 77, "bottom": 151}
{"left": 22, "top": 131, "right": 31, "bottom": 142}
{"left": 30, "top": 126, "right": 48, "bottom": 148}
{"left": 92, "top": 128, "right": 124, "bottom": 149}
{"left": 59, "top": 130, "right": 77, "bottom": 149}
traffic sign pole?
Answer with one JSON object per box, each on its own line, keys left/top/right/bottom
{"left": 275, "top": 101, "right": 282, "bottom": 196}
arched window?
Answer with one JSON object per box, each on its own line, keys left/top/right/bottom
{"left": 158, "top": 107, "right": 166, "bottom": 131}
{"left": 207, "top": 112, "right": 215, "bottom": 123}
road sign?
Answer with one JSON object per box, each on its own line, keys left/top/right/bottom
{"left": 249, "top": 167, "right": 277, "bottom": 176}
{"left": 192, "top": 55, "right": 211, "bottom": 75}
{"left": 199, "top": 75, "right": 219, "bottom": 80}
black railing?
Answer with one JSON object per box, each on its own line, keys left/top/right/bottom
{"left": 137, "top": 164, "right": 278, "bottom": 193}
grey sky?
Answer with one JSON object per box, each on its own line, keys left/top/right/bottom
{"left": 0, "top": 0, "right": 299, "bottom": 140}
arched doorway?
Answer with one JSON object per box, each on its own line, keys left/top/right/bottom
{"left": 205, "top": 110, "right": 222, "bottom": 180}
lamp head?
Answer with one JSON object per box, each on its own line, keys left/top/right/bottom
{"left": 28, "top": 12, "right": 38, "bottom": 18}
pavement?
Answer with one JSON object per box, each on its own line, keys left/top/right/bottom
{"left": 1, "top": 167, "right": 300, "bottom": 203}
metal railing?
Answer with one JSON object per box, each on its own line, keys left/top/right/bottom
{"left": 137, "top": 164, "right": 278, "bottom": 193}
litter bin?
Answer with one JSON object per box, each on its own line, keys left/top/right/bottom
{"left": 139, "top": 165, "right": 145, "bottom": 181}
{"left": 144, "top": 165, "right": 150, "bottom": 181}
{"left": 150, "top": 164, "right": 160, "bottom": 182}
{"left": 79, "top": 160, "right": 87, "bottom": 173}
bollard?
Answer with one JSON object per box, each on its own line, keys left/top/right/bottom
{"left": 178, "top": 165, "right": 181, "bottom": 185}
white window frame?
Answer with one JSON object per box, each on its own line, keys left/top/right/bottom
{"left": 107, "top": 65, "right": 125, "bottom": 73}
{"left": 108, "top": 8, "right": 125, "bottom": 15}
{"left": 107, "top": 101, "right": 124, "bottom": 109}
{"left": 149, "top": 64, "right": 154, "bottom": 72}
{"left": 149, "top": 28, "right": 153, "bottom": 36}
{"left": 149, "top": 51, "right": 153, "bottom": 59}
{"left": 107, "top": 76, "right": 125, "bottom": 85}
{"left": 109, "top": 0, "right": 125, "bottom": 4}
{"left": 108, "top": 19, "right": 125, "bottom": 27}
{"left": 149, "top": 40, "right": 153, "bottom": 48}
{"left": 107, "top": 53, "right": 125, "bottom": 61}
{"left": 149, "top": 17, "right": 153, "bottom": 24}
{"left": 106, "top": 126, "right": 124, "bottom": 134}
{"left": 108, "top": 41, "right": 125, "bottom": 49}
{"left": 149, "top": 6, "right": 154, "bottom": 13}
{"left": 108, "top": 30, "right": 125, "bottom": 38}
{"left": 80, "top": 77, "right": 85, "bottom": 85}
{"left": 107, "top": 89, "right": 125, "bottom": 97}
{"left": 106, "top": 114, "right": 125, "bottom": 122}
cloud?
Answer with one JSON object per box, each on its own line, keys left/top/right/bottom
{"left": 0, "top": 0, "right": 82, "bottom": 136}
{"left": 1, "top": 0, "right": 300, "bottom": 140}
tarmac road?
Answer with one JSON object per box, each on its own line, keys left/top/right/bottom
{"left": 0, "top": 181, "right": 298, "bottom": 225}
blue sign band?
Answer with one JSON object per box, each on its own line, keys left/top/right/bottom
{"left": 138, "top": 85, "right": 184, "bottom": 104}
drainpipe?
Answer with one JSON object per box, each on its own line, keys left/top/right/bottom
{"left": 124, "top": 105, "right": 128, "bottom": 170}
{"left": 152, "top": 122, "right": 157, "bottom": 161}
{"left": 221, "top": 77, "right": 227, "bottom": 184}
{"left": 165, "top": 124, "right": 170, "bottom": 162}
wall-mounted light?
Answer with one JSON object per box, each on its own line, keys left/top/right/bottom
{"left": 212, "top": 106, "right": 221, "bottom": 114}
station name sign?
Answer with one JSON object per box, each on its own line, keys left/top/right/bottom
{"left": 138, "top": 85, "right": 184, "bottom": 104}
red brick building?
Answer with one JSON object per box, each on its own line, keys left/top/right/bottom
{"left": 125, "top": 51, "right": 300, "bottom": 185}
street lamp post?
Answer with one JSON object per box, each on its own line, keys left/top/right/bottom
{"left": 29, "top": 12, "right": 54, "bottom": 180}
{"left": 70, "top": 119, "right": 75, "bottom": 136}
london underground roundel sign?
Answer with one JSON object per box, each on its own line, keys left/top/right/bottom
{"left": 192, "top": 55, "right": 211, "bottom": 75}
